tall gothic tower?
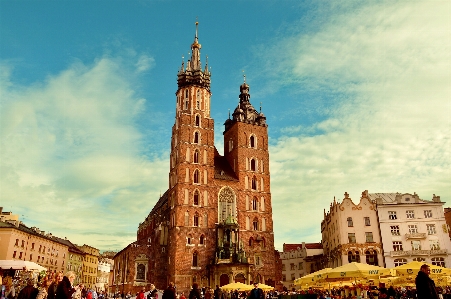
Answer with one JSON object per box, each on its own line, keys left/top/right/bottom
{"left": 132, "top": 22, "right": 276, "bottom": 294}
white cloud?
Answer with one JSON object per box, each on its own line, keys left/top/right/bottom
{"left": 266, "top": 1, "right": 451, "bottom": 249}
{"left": 135, "top": 54, "right": 155, "bottom": 73}
{"left": 0, "top": 57, "right": 167, "bottom": 250}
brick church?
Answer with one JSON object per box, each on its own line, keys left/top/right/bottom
{"left": 113, "top": 23, "right": 276, "bottom": 294}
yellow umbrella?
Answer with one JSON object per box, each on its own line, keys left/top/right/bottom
{"left": 294, "top": 268, "right": 333, "bottom": 285}
{"left": 220, "top": 282, "right": 253, "bottom": 291}
{"left": 391, "top": 261, "right": 451, "bottom": 277}
{"left": 254, "top": 283, "right": 274, "bottom": 291}
{"left": 325, "top": 262, "right": 390, "bottom": 279}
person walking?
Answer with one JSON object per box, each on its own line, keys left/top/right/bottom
{"left": 248, "top": 284, "right": 263, "bottom": 299}
{"left": 37, "top": 280, "right": 51, "bottom": 299}
{"left": 17, "top": 279, "right": 39, "bottom": 299}
{"left": 55, "top": 271, "right": 77, "bottom": 299}
{"left": 162, "top": 283, "right": 176, "bottom": 299}
{"left": 188, "top": 284, "right": 201, "bottom": 299}
{"left": 415, "top": 264, "right": 439, "bottom": 299}
{"left": 48, "top": 272, "right": 63, "bottom": 299}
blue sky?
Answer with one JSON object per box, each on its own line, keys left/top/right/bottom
{"left": 1, "top": 0, "right": 450, "bottom": 252}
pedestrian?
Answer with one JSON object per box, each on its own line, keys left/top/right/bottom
{"left": 48, "top": 272, "right": 63, "bottom": 299}
{"left": 147, "top": 285, "right": 157, "bottom": 299}
{"left": 17, "top": 279, "right": 39, "bottom": 299}
{"left": 248, "top": 284, "right": 263, "bottom": 299}
{"left": 415, "top": 264, "right": 439, "bottom": 299}
{"left": 162, "top": 283, "right": 176, "bottom": 299}
{"left": 213, "top": 286, "right": 221, "bottom": 299}
{"left": 3, "top": 276, "right": 15, "bottom": 299}
{"left": 37, "top": 279, "right": 51, "bottom": 299}
{"left": 55, "top": 271, "right": 77, "bottom": 299}
{"left": 188, "top": 284, "right": 201, "bottom": 299}
{"left": 137, "top": 288, "right": 145, "bottom": 299}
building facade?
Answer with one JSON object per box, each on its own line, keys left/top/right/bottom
{"left": 0, "top": 219, "right": 68, "bottom": 273}
{"left": 114, "top": 23, "right": 276, "bottom": 294}
{"left": 78, "top": 244, "right": 100, "bottom": 290}
{"left": 371, "top": 192, "right": 451, "bottom": 268}
{"left": 321, "top": 191, "right": 383, "bottom": 268}
{"left": 279, "top": 243, "right": 323, "bottom": 290}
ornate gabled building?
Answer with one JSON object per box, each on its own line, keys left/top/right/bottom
{"left": 370, "top": 192, "right": 451, "bottom": 268}
{"left": 321, "top": 191, "right": 383, "bottom": 268}
{"left": 114, "top": 23, "right": 276, "bottom": 294}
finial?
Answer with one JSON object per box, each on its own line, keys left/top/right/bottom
{"left": 242, "top": 70, "right": 246, "bottom": 83}
{"left": 195, "top": 17, "right": 199, "bottom": 39}
{"left": 260, "top": 102, "right": 262, "bottom": 113}
{"left": 228, "top": 109, "right": 231, "bottom": 119}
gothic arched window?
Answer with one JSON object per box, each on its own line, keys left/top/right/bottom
{"left": 194, "top": 132, "right": 199, "bottom": 144}
{"left": 193, "top": 150, "right": 199, "bottom": 163}
{"left": 195, "top": 115, "right": 200, "bottom": 126}
{"left": 252, "top": 197, "right": 258, "bottom": 211}
{"left": 200, "top": 235, "right": 205, "bottom": 245}
{"left": 250, "top": 158, "right": 256, "bottom": 171}
{"left": 194, "top": 213, "right": 199, "bottom": 227}
{"left": 193, "top": 169, "right": 200, "bottom": 184}
{"left": 192, "top": 252, "right": 198, "bottom": 267}
{"left": 253, "top": 218, "right": 259, "bottom": 231}
{"left": 251, "top": 176, "right": 257, "bottom": 190}
{"left": 250, "top": 135, "right": 256, "bottom": 148}
{"left": 218, "top": 186, "right": 236, "bottom": 223}
{"left": 196, "top": 90, "right": 200, "bottom": 109}
{"left": 194, "top": 190, "right": 199, "bottom": 206}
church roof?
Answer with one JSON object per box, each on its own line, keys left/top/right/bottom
{"left": 283, "top": 243, "right": 323, "bottom": 252}
{"left": 214, "top": 154, "right": 238, "bottom": 181}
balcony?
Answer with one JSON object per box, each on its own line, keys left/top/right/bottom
{"left": 390, "top": 249, "right": 448, "bottom": 257}
{"left": 405, "top": 232, "right": 426, "bottom": 239}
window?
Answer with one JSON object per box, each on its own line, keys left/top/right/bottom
{"left": 413, "top": 257, "right": 425, "bottom": 262}
{"left": 250, "top": 159, "right": 256, "bottom": 171}
{"left": 424, "top": 210, "right": 432, "bottom": 218}
{"left": 411, "top": 240, "right": 421, "bottom": 250}
{"left": 251, "top": 176, "right": 257, "bottom": 190}
{"left": 408, "top": 225, "right": 418, "bottom": 234}
{"left": 15, "top": 239, "right": 19, "bottom": 246}
{"left": 430, "top": 240, "right": 440, "bottom": 250}
{"left": 364, "top": 217, "right": 371, "bottom": 226}
{"left": 196, "top": 91, "right": 200, "bottom": 109}
{"left": 365, "top": 232, "right": 374, "bottom": 243}
{"left": 388, "top": 211, "right": 397, "bottom": 220}
{"left": 394, "top": 258, "right": 407, "bottom": 266}
{"left": 31, "top": 243, "right": 35, "bottom": 250}
{"left": 200, "top": 235, "right": 205, "bottom": 245}
{"left": 290, "top": 263, "right": 295, "bottom": 270}
{"left": 193, "top": 169, "right": 200, "bottom": 184}
{"left": 13, "top": 251, "right": 17, "bottom": 258}
{"left": 406, "top": 210, "right": 415, "bottom": 219}
{"left": 193, "top": 150, "right": 199, "bottom": 163}
{"left": 195, "top": 115, "right": 200, "bottom": 126}
{"left": 193, "top": 213, "right": 199, "bottom": 227}
{"left": 282, "top": 275, "right": 286, "bottom": 281}
{"left": 194, "top": 132, "right": 199, "bottom": 144}
{"left": 192, "top": 252, "right": 198, "bottom": 267}
{"left": 393, "top": 241, "right": 403, "bottom": 251}
{"left": 290, "top": 273, "right": 295, "bottom": 281}
{"left": 249, "top": 237, "right": 254, "bottom": 247}
{"left": 348, "top": 233, "right": 356, "bottom": 243}
{"left": 390, "top": 225, "right": 400, "bottom": 235}
{"left": 21, "top": 240, "right": 25, "bottom": 248}
{"left": 347, "top": 217, "right": 353, "bottom": 227}
{"left": 29, "top": 254, "right": 33, "bottom": 261}
{"left": 19, "top": 252, "right": 23, "bottom": 259}
{"left": 193, "top": 190, "right": 199, "bottom": 205}
{"left": 282, "top": 264, "right": 286, "bottom": 271}
{"left": 250, "top": 135, "right": 256, "bottom": 148}
{"left": 187, "top": 235, "right": 192, "bottom": 245}
{"left": 299, "top": 262, "right": 303, "bottom": 270}
{"left": 365, "top": 250, "right": 378, "bottom": 266}
{"left": 431, "top": 257, "right": 445, "bottom": 267}
{"left": 348, "top": 251, "right": 360, "bottom": 263}
{"left": 427, "top": 224, "right": 436, "bottom": 235}
{"left": 253, "top": 218, "right": 258, "bottom": 231}
{"left": 252, "top": 197, "right": 258, "bottom": 211}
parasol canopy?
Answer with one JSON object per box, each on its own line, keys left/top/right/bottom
{"left": 0, "top": 260, "right": 47, "bottom": 272}
{"left": 220, "top": 282, "right": 253, "bottom": 291}
{"left": 253, "top": 283, "right": 274, "bottom": 291}
{"left": 390, "top": 261, "right": 451, "bottom": 277}
{"left": 294, "top": 268, "right": 333, "bottom": 285}
{"left": 324, "top": 262, "right": 390, "bottom": 279}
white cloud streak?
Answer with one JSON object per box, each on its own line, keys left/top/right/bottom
{"left": 0, "top": 56, "right": 167, "bottom": 250}
{"left": 267, "top": 1, "right": 451, "bottom": 249}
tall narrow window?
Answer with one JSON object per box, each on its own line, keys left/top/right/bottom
{"left": 192, "top": 252, "right": 198, "bottom": 267}
{"left": 194, "top": 132, "right": 199, "bottom": 144}
{"left": 194, "top": 213, "right": 199, "bottom": 227}
{"left": 194, "top": 190, "right": 199, "bottom": 205}
{"left": 200, "top": 235, "right": 205, "bottom": 245}
{"left": 193, "top": 170, "right": 200, "bottom": 184}
{"left": 253, "top": 218, "right": 258, "bottom": 231}
{"left": 250, "top": 159, "right": 256, "bottom": 171}
{"left": 193, "top": 150, "right": 199, "bottom": 163}
{"left": 393, "top": 241, "right": 403, "bottom": 251}
{"left": 251, "top": 176, "right": 257, "bottom": 190}
{"left": 250, "top": 135, "right": 255, "bottom": 148}
{"left": 195, "top": 115, "right": 200, "bottom": 126}
{"left": 424, "top": 210, "right": 432, "bottom": 218}
{"left": 252, "top": 197, "right": 258, "bottom": 211}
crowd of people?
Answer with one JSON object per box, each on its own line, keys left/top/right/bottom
{"left": 2, "top": 264, "right": 449, "bottom": 299}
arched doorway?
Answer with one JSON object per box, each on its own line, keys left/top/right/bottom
{"left": 220, "top": 274, "right": 230, "bottom": 287}
{"left": 234, "top": 273, "right": 246, "bottom": 283}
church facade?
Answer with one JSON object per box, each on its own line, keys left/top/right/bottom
{"left": 113, "top": 23, "right": 276, "bottom": 294}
